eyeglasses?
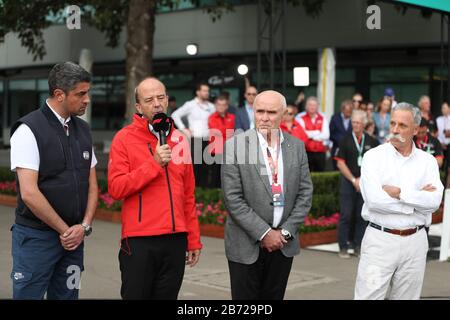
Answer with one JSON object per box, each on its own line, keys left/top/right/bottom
{"left": 353, "top": 99, "right": 362, "bottom": 103}
{"left": 246, "top": 93, "right": 257, "bottom": 96}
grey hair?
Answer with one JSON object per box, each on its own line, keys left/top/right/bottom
{"left": 306, "top": 96, "right": 319, "bottom": 106}
{"left": 48, "top": 62, "right": 91, "bottom": 96}
{"left": 254, "top": 90, "right": 287, "bottom": 110}
{"left": 351, "top": 109, "right": 368, "bottom": 126}
{"left": 417, "top": 95, "right": 430, "bottom": 106}
{"left": 392, "top": 102, "right": 422, "bottom": 125}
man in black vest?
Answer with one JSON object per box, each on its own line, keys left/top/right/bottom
{"left": 9, "top": 62, "right": 98, "bottom": 299}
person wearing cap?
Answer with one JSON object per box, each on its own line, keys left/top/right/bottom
{"left": 384, "top": 87, "right": 397, "bottom": 108}
{"left": 355, "top": 102, "right": 443, "bottom": 300}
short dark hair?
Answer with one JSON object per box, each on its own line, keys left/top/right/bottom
{"left": 195, "top": 82, "right": 209, "bottom": 92}
{"left": 48, "top": 62, "right": 91, "bottom": 96}
{"left": 419, "top": 118, "right": 429, "bottom": 128}
{"left": 214, "top": 94, "right": 228, "bottom": 103}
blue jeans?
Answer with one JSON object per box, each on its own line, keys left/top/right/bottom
{"left": 11, "top": 224, "right": 84, "bottom": 300}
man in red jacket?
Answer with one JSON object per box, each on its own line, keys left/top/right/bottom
{"left": 207, "top": 94, "right": 236, "bottom": 188}
{"left": 108, "top": 77, "right": 202, "bottom": 300}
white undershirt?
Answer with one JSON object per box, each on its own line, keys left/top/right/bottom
{"left": 257, "top": 130, "right": 285, "bottom": 240}
{"left": 10, "top": 101, "right": 97, "bottom": 172}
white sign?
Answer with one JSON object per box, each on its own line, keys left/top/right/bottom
{"left": 293, "top": 67, "right": 309, "bottom": 87}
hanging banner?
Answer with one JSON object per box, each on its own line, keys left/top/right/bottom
{"left": 317, "top": 48, "right": 336, "bottom": 121}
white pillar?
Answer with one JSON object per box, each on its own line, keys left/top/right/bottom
{"left": 78, "top": 48, "right": 93, "bottom": 124}
{"left": 439, "top": 189, "right": 450, "bottom": 261}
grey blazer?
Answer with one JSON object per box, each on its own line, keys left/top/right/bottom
{"left": 221, "top": 129, "right": 313, "bottom": 264}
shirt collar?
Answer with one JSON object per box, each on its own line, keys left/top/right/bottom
{"left": 195, "top": 97, "right": 210, "bottom": 107}
{"left": 245, "top": 102, "right": 253, "bottom": 112}
{"left": 388, "top": 140, "right": 417, "bottom": 159}
{"left": 46, "top": 99, "right": 71, "bottom": 126}
{"left": 257, "top": 129, "right": 284, "bottom": 148}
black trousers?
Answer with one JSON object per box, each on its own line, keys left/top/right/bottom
{"left": 307, "top": 152, "right": 326, "bottom": 172}
{"left": 338, "top": 179, "right": 367, "bottom": 250}
{"left": 119, "top": 233, "right": 187, "bottom": 300}
{"left": 191, "top": 138, "right": 210, "bottom": 188}
{"left": 228, "top": 248, "right": 293, "bottom": 300}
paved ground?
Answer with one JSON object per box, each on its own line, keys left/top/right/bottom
{"left": 1, "top": 205, "right": 449, "bottom": 300}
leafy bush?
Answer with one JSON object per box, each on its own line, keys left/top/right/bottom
{"left": 0, "top": 167, "right": 15, "bottom": 182}
{"left": 309, "top": 172, "right": 340, "bottom": 219}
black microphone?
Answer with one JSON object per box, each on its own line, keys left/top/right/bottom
{"left": 151, "top": 113, "right": 171, "bottom": 145}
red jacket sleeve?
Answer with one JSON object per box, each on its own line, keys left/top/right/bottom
{"left": 108, "top": 132, "right": 164, "bottom": 200}
{"left": 183, "top": 158, "right": 203, "bottom": 251}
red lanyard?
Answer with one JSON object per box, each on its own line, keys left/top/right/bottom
{"left": 266, "top": 143, "right": 280, "bottom": 185}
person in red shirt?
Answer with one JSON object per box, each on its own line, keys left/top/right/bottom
{"left": 296, "top": 97, "right": 330, "bottom": 172}
{"left": 108, "top": 77, "right": 202, "bottom": 300}
{"left": 208, "top": 94, "right": 236, "bottom": 188}
{"left": 280, "top": 104, "right": 308, "bottom": 143}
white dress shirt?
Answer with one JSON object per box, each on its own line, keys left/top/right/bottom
{"left": 171, "top": 97, "right": 215, "bottom": 138}
{"left": 360, "top": 141, "right": 443, "bottom": 229}
{"left": 10, "top": 101, "right": 97, "bottom": 171}
{"left": 257, "top": 130, "right": 285, "bottom": 239}
{"left": 436, "top": 115, "right": 450, "bottom": 147}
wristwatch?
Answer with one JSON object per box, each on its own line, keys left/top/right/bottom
{"left": 281, "top": 229, "right": 292, "bottom": 241}
{"left": 82, "top": 222, "right": 92, "bottom": 236}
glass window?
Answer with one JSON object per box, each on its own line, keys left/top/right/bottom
{"left": 9, "top": 79, "right": 35, "bottom": 91}
{"left": 336, "top": 68, "right": 355, "bottom": 83}
{"left": 8, "top": 79, "right": 38, "bottom": 126}
{"left": 91, "top": 76, "right": 125, "bottom": 130}
{"left": 370, "top": 67, "right": 429, "bottom": 82}
{"left": 433, "top": 66, "right": 448, "bottom": 80}
{"left": 334, "top": 86, "right": 355, "bottom": 113}
{"left": 37, "top": 79, "right": 49, "bottom": 92}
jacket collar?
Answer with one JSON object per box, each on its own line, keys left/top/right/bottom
{"left": 132, "top": 113, "right": 174, "bottom": 140}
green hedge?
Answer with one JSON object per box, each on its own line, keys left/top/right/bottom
{"left": 309, "top": 172, "right": 340, "bottom": 218}
{"left": 0, "top": 167, "right": 16, "bottom": 182}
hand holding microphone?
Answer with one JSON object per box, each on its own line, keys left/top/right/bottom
{"left": 152, "top": 113, "right": 172, "bottom": 167}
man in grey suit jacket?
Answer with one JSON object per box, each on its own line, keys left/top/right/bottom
{"left": 221, "top": 90, "right": 313, "bottom": 300}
